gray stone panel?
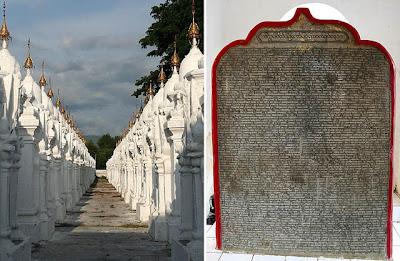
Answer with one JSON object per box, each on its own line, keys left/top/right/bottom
{"left": 215, "top": 13, "right": 391, "bottom": 259}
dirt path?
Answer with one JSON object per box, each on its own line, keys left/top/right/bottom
{"left": 32, "top": 177, "right": 170, "bottom": 261}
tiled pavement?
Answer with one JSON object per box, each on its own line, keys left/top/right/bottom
{"left": 207, "top": 193, "right": 400, "bottom": 261}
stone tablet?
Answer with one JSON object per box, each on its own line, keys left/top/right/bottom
{"left": 212, "top": 8, "right": 394, "bottom": 259}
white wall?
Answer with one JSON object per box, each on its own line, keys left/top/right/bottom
{"left": 204, "top": 0, "right": 400, "bottom": 210}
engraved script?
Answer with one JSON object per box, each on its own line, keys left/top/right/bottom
{"left": 215, "top": 14, "right": 391, "bottom": 259}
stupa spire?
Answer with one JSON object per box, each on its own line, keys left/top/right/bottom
{"left": 68, "top": 111, "right": 72, "bottom": 125}
{"left": 135, "top": 105, "right": 139, "bottom": 119}
{"left": 170, "top": 36, "right": 180, "bottom": 68}
{"left": 187, "top": 0, "right": 199, "bottom": 45}
{"left": 23, "top": 39, "right": 34, "bottom": 70}
{"left": 39, "top": 61, "right": 47, "bottom": 87}
{"left": 158, "top": 60, "right": 166, "bottom": 86}
{"left": 47, "top": 77, "right": 54, "bottom": 98}
{"left": 65, "top": 106, "right": 69, "bottom": 120}
{"left": 1, "top": 2, "right": 11, "bottom": 47}
{"left": 148, "top": 80, "right": 154, "bottom": 96}
{"left": 56, "top": 88, "right": 61, "bottom": 107}
{"left": 61, "top": 99, "right": 65, "bottom": 114}
{"left": 131, "top": 112, "right": 136, "bottom": 124}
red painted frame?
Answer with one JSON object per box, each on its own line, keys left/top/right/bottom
{"left": 211, "top": 8, "right": 395, "bottom": 259}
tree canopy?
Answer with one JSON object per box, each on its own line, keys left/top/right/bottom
{"left": 86, "top": 140, "right": 98, "bottom": 159}
{"left": 98, "top": 134, "right": 117, "bottom": 149}
{"left": 132, "top": 0, "right": 203, "bottom": 98}
{"left": 86, "top": 134, "right": 119, "bottom": 169}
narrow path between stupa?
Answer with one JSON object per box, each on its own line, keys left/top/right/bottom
{"left": 31, "top": 176, "right": 171, "bottom": 261}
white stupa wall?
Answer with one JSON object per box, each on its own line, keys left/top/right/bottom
{"left": 106, "top": 39, "right": 204, "bottom": 261}
{"left": 0, "top": 37, "right": 96, "bottom": 260}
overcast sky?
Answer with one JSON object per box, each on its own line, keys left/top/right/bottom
{"left": 6, "top": 0, "right": 163, "bottom": 136}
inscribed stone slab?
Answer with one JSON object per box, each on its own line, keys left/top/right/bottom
{"left": 214, "top": 9, "right": 392, "bottom": 259}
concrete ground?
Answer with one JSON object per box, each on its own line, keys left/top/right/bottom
{"left": 32, "top": 178, "right": 171, "bottom": 261}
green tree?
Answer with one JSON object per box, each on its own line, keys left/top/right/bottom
{"left": 98, "top": 134, "right": 116, "bottom": 149}
{"left": 86, "top": 140, "right": 99, "bottom": 159}
{"left": 95, "top": 134, "right": 118, "bottom": 169}
{"left": 132, "top": 0, "right": 203, "bottom": 98}
{"left": 96, "top": 151, "right": 109, "bottom": 170}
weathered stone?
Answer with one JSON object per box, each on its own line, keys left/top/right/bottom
{"left": 214, "top": 9, "right": 393, "bottom": 259}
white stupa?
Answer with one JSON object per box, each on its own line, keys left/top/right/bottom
{"left": 163, "top": 38, "right": 180, "bottom": 105}
{"left": 152, "top": 61, "right": 166, "bottom": 112}
{"left": 177, "top": 1, "right": 203, "bottom": 84}
{"left": 21, "top": 39, "right": 42, "bottom": 105}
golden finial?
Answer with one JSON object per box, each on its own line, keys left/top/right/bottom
{"left": 68, "top": 112, "right": 72, "bottom": 124}
{"left": 65, "top": 106, "right": 69, "bottom": 120}
{"left": 135, "top": 106, "right": 139, "bottom": 119}
{"left": 47, "top": 77, "right": 54, "bottom": 98}
{"left": 187, "top": 0, "right": 200, "bottom": 41}
{"left": 61, "top": 99, "right": 65, "bottom": 114}
{"left": 56, "top": 88, "right": 61, "bottom": 107}
{"left": 140, "top": 101, "right": 143, "bottom": 114}
{"left": 39, "top": 61, "right": 47, "bottom": 87}
{"left": 148, "top": 80, "right": 154, "bottom": 96}
{"left": 170, "top": 36, "right": 180, "bottom": 68}
{"left": 158, "top": 60, "right": 166, "bottom": 84}
{"left": 1, "top": 2, "right": 10, "bottom": 42}
{"left": 144, "top": 95, "right": 149, "bottom": 104}
{"left": 23, "top": 39, "right": 34, "bottom": 69}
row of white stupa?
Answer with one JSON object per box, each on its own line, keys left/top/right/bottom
{"left": 106, "top": 3, "right": 204, "bottom": 260}
{"left": 0, "top": 3, "right": 96, "bottom": 260}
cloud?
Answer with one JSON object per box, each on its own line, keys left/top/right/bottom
{"left": 62, "top": 35, "right": 135, "bottom": 51}
{"left": 7, "top": 0, "right": 164, "bottom": 136}
{"left": 48, "top": 60, "right": 84, "bottom": 73}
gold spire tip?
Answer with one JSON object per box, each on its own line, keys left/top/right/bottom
{"left": 0, "top": 2, "right": 10, "bottom": 42}
{"left": 148, "top": 80, "right": 154, "bottom": 96}
{"left": 47, "top": 77, "right": 54, "bottom": 98}
{"left": 56, "top": 88, "right": 61, "bottom": 107}
{"left": 158, "top": 60, "right": 166, "bottom": 83}
{"left": 135, "top": 106, "right": 139, "bottom": 119}
{"left": 61, "top": 99, "right": 65, "bottom": 114}
{"left": 39, "top": 61, "right": 47, "bottom": 86}
{"left": 23, "top": 39, "right": 34, "bottom": 69}
{"left": 170, "top": 36, "right": 180, "bottom": 67}
{"left": 188, "top": 0, "right": 200, "bottom": 41}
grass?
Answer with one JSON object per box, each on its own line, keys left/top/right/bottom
{"left": 92, "top": 215, "right": 119, "bottom": 218}
{"left": 119, "top": 223, "right": 148, "bottom": 228}
{"left": 56, "top": 223, "right": 80, "bottom": 227}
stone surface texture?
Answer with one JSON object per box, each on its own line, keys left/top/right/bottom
{"left": 206, "top": 216, "right": 400, "bottom": 261}
{"left": 215, "top": 11, "right": 392, "bottom": 259}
